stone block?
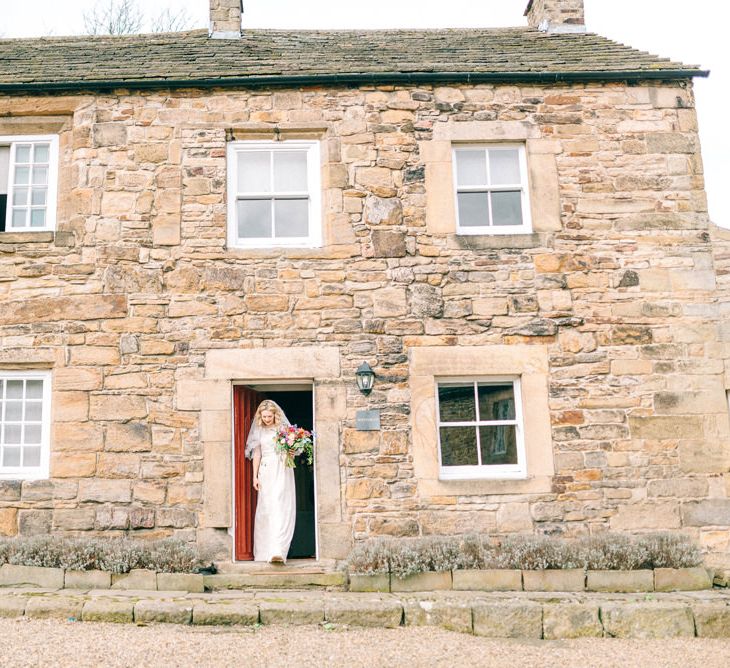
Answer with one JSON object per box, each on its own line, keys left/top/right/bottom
{"left": 610, "top": 502, "right": 681, "bottom": 530}
{"left": 654, "top": 567, "right": 712, "bottom": 592}
{"left": 365, "top": 196, "right": 402, "bottom": 225}
{"left": 134, "top": 599, "right": 193, "bottom": 625}
{"left": 348, "top": 574, "right": 390, "bottom": 592}
{"left": 496, "top": 503, "right": 533, "bottom": 532}
{"left": 0, "top": 596, "right": 28, "bottom": 618}
{"left": 259, "top": 598, "right": 325, "bottom": 625}
{"left": 628, "top": 416, "right": 703, "bottom": 440}
{"left": 601, "top": 603, "right": 695, "bottom": 638}
{"left": 106, "top": 422, "right": 151, "bottom": 452}
{"left": 371, "top": 230, "right": 406, "bottom": 258}
{"left": 25, "top": 596, "right": 84, "bottom": 620}
{"left": 157, "top": 573, "right": 205, "bottom": 593}
{"left": 452, "top": 569, "right": 522, "bottom": 591}
{"left": 192, "top": 601, "right": 259, "bottom": 626}
{"left": 0, "top": 564, "right": 64, "bottom": 589}
{"left": 522, "top": 569, "right": 585, "bottom": 592}
{"left": 586, "top": 570, "right": 653, "bottom": 593}
{"left": 82, "top": 599, "right": 135, "bottom": 623}
{"left": 390, "top": 571, "right": 452, "bottom": 593}
{"left": 65, "top": 570, "right": 112, "bottom": 589}
{"left": 78, "top": 479, "right": 132, "bottom": 503}
{"left": 0, "top": 295, "right": 127, "bottom": 326}
{"left": 343, "top": 429, "right": 379, "bottom": 454}
{"left": 0, "top": 508, "right": 17, "bottom": 536}
{"left": 402, "top": 598, "right": 472, "bottom": 633}
{"left": 693, "top": 605, "right": 730, "bottom": 638}
{"left": 97, "top": 453, "right": 140, "bottom": 478}
{"left": 17, "top": 510, "right": 52, "bottom": 536}
{"left": 372, "top": 287, "right": 407, "bottom": 317}
{"left": 95, "top": 506, "right": 130, "bottom": 530}
{"left": 53, "top": 508, "right": 96, "bottom": 531}
{"left": 90, "top": 394, "right": 147, "bottom": 421}
{"left": 681, "top": 499, "right": 730, "bottom": 526}
{"left": 93, "top": 122, "right": 127, "bottom": 147}
{"left": 543, "top": 604, "right": 602, "bottom": 639}
{"left": 111, "top": 569, "right": 157, "bottom": 590}
{"left": 52, "top": 422, "right": 103, "bottom": 452}
{"left": 324, "top": 596, "right": 402, "bottom": 628}
{"left": 472, "top": 602, "right": 543, "bottom": 639}
{"left": 51, "top": 452, "right": 97, "bottom": 478}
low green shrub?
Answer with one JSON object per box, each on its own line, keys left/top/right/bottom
{"left": 346, "top": 532, "right": 702, "bottom": 576}
{"left": 0, "top": 536, "right": 200, "bottom": 574}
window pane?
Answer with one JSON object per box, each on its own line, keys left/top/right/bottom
{"left": 438, "top": 384, "right": 476, "bottom": 422}
{"left": 4, "top": 424, "right": 21, "bottom": 444}
{"left": 274, "top": 198, "right": 309, "bottom": 237}
{"left": 24, "top": 424, "right": 42, "bottom": 445}
{"left": 26, "top": 381, "right": 43, "bottom": 399}
{"left": 31, "top": 188, "right": 47, "bottom": 206}
{"left": 457, "top": 192, "right": 489, "bottom": 228}
{"left": 491, "top": 191, "right": 523, "bottom": 226}
{"left": 480, "top": 425, "right": 518, "bottom": 465}
{"left": 455, "top": 150, "right": 487, "bottom": 186}
{"left": 11, "top": 209, "right": 27, "bottom": 227}
{"left": 25, "top": 402, "right": 42, "bottom": 421}
{"left": 237, "top": 199, "right": 271, "bottom": 238}
{"left": 274, "top": 151, "right": 308, "bottom": 192}
{"left": 489, "top": 149, "right": 521, "bottom": 185}
{"left": 5, "top": 401, "right": 22, "bottom": 421}
{"left": 33, "top": 144, "right": 50, "bottom": 163}
{"left": 6, "top": 381, "right": 23, "bottom": 399}
{"left": 13, "top": 188, "right": 28, "bottom": 206}
{"left": 15, "top": 145, "right": 31, "bottom": 163}
{"left": 32, "top": 166, "right": 48, "bottom": 186}
{"left": 23, "top": 446, "right": 41, "bottom": 467}
{"left": 30, "top": 209, "right": 46, "bottom": 227}
{"left": 478, "top": 384, "right": 516, "bottom": 421}
{"left": 3, "top": 446, "right": 21, "bottom": 467}
{"left": 237, "top": 151, "right": 270, "bottom": 193}
{"left": 14, "top": 166, "right": 30, "bottom": 185}
{"left": 440, "top": 426, "right": 478, "bottom": 466}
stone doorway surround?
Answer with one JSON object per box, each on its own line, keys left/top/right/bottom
{"left": 179, "top": 346, "right": 350, "bottom": 561}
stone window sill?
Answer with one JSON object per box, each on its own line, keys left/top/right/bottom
{"left": 0, "top": 231, "right": 55, "bottom": 244}
{"left": 447, "top": 232, "right": 550, "bottom": 251}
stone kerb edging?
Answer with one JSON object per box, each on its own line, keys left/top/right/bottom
{"left": 349, "top": 567, "right": 715, "bottom": 593}
{"left": 0, "top": 589, "right": 729, "bottom": 639}
{"left": 0, "top": 564, "right": 205, "bottom": 593}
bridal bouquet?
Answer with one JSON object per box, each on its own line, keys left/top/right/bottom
{"left": 274, "top": 425, "right": 314, "bottom": 468}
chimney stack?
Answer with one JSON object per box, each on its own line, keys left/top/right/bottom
{"left": 524, "top": 0, "right": 586, "bottom": 34}
{"left": 210, "top": 0, "right": 243, "bottom": 39}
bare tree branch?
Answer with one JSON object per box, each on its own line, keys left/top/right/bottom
{"left": 150, "top": 8, "right": 194, "bottom": 33}
{"left": 83, "top": 0, "right": 144, "bottom": 36}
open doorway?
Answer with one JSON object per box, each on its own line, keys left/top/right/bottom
{"left": 233, "top": 384, "right": 316, "bottom": 561}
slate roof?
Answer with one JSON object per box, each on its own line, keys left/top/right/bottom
{"left": 0, "top": 28, "right": 706, "bottom": 92}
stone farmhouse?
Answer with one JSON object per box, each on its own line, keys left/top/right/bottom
{"left": 0, "top": 0, "right": 728, "bottom": 569}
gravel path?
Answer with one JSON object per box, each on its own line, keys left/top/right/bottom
{"left": 2, "top": 618, "right": 729, "bottom": 668}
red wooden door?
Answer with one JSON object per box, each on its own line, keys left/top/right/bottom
{"left": 234, "top": 386, "right": 263, "bottom": 560}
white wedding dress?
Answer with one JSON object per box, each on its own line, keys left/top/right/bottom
{"left": 250, "top": 426, "right": 296, "bottom": 562}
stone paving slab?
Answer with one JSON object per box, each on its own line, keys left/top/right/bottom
{"left": 0, "top": 587, "right": 728, "bottom": 639}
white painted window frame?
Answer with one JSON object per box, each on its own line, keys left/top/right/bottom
{"left": 436, "top": 376, "right": 527, "bottom": 481}
{"left": 226, "top": 140, "right": 322, "bottom": 249}
{"left": 0, "top": 370, "right": 52, "bottom": 480}
{"left": 1, "top": 134, "right": 59, "bottom": 233}
{"left": 452, "top": 143, "right": 532, "bottom": 236}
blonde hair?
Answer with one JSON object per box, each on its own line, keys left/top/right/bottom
{"left": 254, "top": 400, "right": 284, "bottom": 428}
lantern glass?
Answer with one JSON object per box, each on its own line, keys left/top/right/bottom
{"left": 355, "top": 363, "right": 375, "bottom": 394}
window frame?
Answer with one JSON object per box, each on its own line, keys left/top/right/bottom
{"left": 451, "top": 143, "right": 532, "bottom": 236}
{"left": 0, "top": 370, "right": 52, "bottom": 481}
{"left": 435, "top": 376, "right": 527, "bottom": 481}
{"left": 0, "top": 134, "right": 59, "bottom": 233}
{"left": 226, "top": 139, "right": 322, "bottom": 249}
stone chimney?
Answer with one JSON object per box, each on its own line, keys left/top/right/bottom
{"left": 209, "top": 0, "right": 243, "bottom": 39}
{"left": 524, "top": 0, "right": 586, "bottom": 33}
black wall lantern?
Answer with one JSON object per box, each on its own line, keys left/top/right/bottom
{"left": 355, "top": 362, "right": 375, "bottom": 395}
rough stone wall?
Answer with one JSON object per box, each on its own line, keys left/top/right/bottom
{"left": 0, "top": 80, "right": 728, "bottom": 566}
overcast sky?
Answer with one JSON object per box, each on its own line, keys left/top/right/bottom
{"left": 3, "top": 0, "right": 728, "bottom": 228}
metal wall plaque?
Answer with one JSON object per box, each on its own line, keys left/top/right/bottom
{"left": 355, "top": 409, "right": 381, "bottom": 431}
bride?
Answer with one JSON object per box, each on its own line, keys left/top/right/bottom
{"left": 245, "top": 400, "right": 296, "bottom": 563}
